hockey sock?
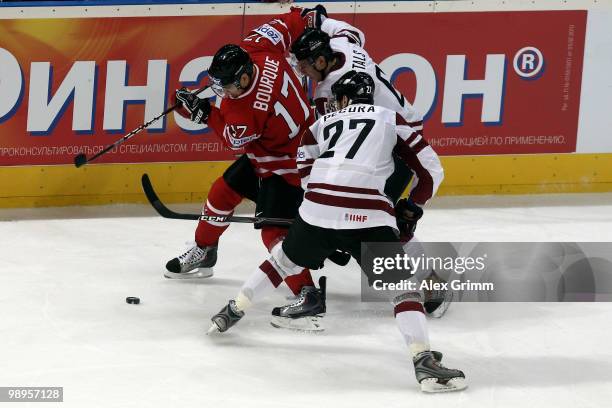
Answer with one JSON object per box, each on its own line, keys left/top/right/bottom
{"left": 261, "top": 226, "right": 287, "bottom": 252}
{"left": 394, "top": 301, "right": 431, "bottom": 357}
{"left": 284, "top": 270, "right": 315, "bottom": 295}
{"left": 195, "top": 177, "right": 243, "bottom": 247}
{"left": 261, "top": 227, "right": 315, "bottom": 296}
{"left": 235, "top": 257, "right": 286, "bottom": 312}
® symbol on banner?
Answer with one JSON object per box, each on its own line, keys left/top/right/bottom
{"left": 513, "top": 46, "right": 544, "bottom": 79}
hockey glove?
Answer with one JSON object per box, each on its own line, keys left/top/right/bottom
{"left": 395, "top": 198, "right": 423, "bottom": 236}
{"left": 175, "top": 87, "right": 211, "bottom": 124}
{"left": 300, "top": 4, "right": 327, "bottom": 29}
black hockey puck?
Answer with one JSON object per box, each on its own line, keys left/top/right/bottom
{"left": 126, "top": 297, "right": 140, "bottom": 305}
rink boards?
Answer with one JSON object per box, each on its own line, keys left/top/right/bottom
{"left": 0, "top": 0, "right": 611, "bottom": 206}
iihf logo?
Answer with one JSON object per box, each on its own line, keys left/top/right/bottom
{"left": 345, "top": 213, "right": 368, "bottom": 223}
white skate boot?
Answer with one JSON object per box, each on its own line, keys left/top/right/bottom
{"left": 164, "top": 244, "right": 217, "bottom": 279}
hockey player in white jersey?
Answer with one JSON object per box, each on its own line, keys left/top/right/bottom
{"left": 290, "top": 11, "right": 453, "bottom": 317}
{"left": 290, "top": 20, "right": 420, "bottom": 201}
{"left": 293, "top": 24, "right": 421, "bottom": 125}
{"left": 207, "top": 71, "right": 466, "bottom": 393}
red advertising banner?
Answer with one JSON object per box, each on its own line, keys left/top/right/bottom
{"left": 356, "top": 10, "right": 586, "bottom": 155}
{"left": 0, "top": 15, "right": 243, "bottom": 166}
{"left": 0, "top": 9, "right": 586, "bottom": 166}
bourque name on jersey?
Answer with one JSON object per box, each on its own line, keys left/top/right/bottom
{"left": 323, "top": 105, "right": 376, "bottom": 121}
{"left": 254, "top": 56, "right": 280, "bottom": 112}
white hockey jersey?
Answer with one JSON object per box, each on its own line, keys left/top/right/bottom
{"left": 297, "top": 104, "right": 444, "bottom": 230}
{"left": 313, "top": 18, "right": 423, "bottom": 135}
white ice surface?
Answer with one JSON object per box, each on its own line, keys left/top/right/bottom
{"left": 1, "top": 193, "right": 612, "bottom": 408}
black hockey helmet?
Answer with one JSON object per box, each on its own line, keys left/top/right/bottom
{"left": 290, "top": 28, "right": 334, "bottom": 62}
{"left": 331, "top": 70, "right": 375, "bottom": 106}
{"left": 208, "top": 44, "right": 253, "bottom": 95}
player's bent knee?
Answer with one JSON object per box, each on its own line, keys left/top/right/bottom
{"left": 261, "top": 227, "right": 287, "bottom": 252}
{"left": 270, "top": 242, "right": 303, "bottom": 277}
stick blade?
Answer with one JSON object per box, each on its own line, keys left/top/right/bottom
{"left": 141, "top": 173, "right": 200, "bottom": 220}
{"left": 74, "top": 153, "right": 87, "bottom": 168}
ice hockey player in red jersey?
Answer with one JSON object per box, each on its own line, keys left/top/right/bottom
{"left": 207, "top": 71, "right": 466, "bottom": 393}
{"left": 168, "top": 7, "right": 327, "bottom": 300}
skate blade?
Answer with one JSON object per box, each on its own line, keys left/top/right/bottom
{"left": 420, "top": 377, "right": 467, "bottom": 393}
{"left": 206, "top": 322, "right": 220, "bottom": 335}
{"left": 164, "top": 267, "right": 214, "bottom": 279}
{"left": 270, "top": 315, "right": 324, "bottom": 333}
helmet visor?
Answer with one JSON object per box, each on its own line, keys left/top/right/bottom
{"left": 209, "top": 75, "right": 239, "bottom": 98}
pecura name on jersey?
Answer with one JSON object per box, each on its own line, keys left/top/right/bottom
{"left": 323, "top": 105, "right": 376, "bottom": 121}
{"left": 254, "top": 56, "right": 280, "bottom": 112}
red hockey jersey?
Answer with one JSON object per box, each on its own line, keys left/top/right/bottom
{"left": 207, "top": 9, "right": 313, "bottom": 186}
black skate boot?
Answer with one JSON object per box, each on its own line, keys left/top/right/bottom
{"left": 207, "top": 300, "right": 245, "bottom": 334}
{"left": 413, "top": 350, "right": 467, "bottom": 393}
{"left": 270, "top": 276, "right": 326, "bottom": 332}
{"left": 164, "top": 244, "right": 217, "bottom": 279}
{"left": 423, "top": 269, "right": 454, "bottom": 318}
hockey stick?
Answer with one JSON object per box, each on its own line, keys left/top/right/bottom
{"left": 141, "top": 173, "right": 352, "bottom": 266}
{"left": 141, "top": 174, "right": 293, "bottom": 226}
{"left": 74, "top": 86, "right": 209, "bottom": 168}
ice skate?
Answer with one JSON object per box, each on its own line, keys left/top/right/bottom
{"left": 423, "top": 269, "right": 454, "bottom": 318}
{"left": 207, "top": 300, "right": 245, "bottom": 334}
{"left": 413, "top": 350, "right": 467, "bottom": 393}
{"left": 270, "top": 276, "right": 326, "bottom": 332}
{"left": 164, "top": 244, "right": 217, "bottom": 279}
